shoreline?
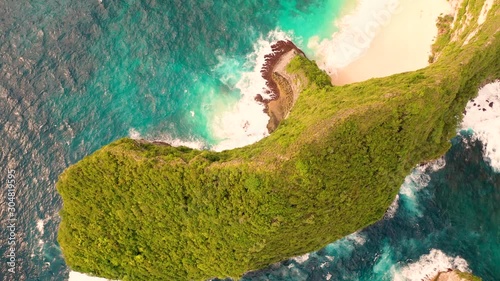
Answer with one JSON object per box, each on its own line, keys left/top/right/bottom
{"left": 257, "top": 40, "right": 305, "bottom": 133}
{"left": 259, "top": 0, "right": 454, "bottom": 131}
{"left": 432, "top": 269, "right": 481, "bottom": 281}
{"left": 333, "top": 0, "right": 452, "bottom": 85}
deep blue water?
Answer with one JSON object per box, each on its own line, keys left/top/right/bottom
{"left": 233, "top": 132, "right": 500, "bottom": 281}
{"left": 0, "top": 0, "right": 498, "bottom": 280}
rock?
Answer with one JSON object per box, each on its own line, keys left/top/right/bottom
{"left": 258, "top": 40, "right": 307, "bottom": 133}
{"left": 432, "top": 270, "right": 482, "bottom": 281}
{"left": 254, "top": 94, "right": 264, "bottom": 103}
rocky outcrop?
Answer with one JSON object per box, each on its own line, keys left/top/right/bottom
{"left": 256, "top": 40, "right": 306, "bottom": 133}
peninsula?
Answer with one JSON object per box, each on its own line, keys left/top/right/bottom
{"left": 57, "top": 1, "right": 499, "bottom": 280}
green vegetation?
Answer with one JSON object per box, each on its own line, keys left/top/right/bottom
{"left": 429, "top": 14, "right": 454, "bottom": 63}
{"left": 432, "top": 270, "right": 483, "bottom": 281}
{"left": 57, "top": 2, "right": 500, "bottom": 281}
{"left": 455, "top": 270, "right": 483, "bottom": 281}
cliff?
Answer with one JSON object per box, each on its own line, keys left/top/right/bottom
{"left": 255, "top": 40, "right": 307, "bottom": 133}
{"left": 56, "top": 1, "right": 500, "bottom": 281}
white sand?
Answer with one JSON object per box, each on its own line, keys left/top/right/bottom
{"left": 333, "top": 0, "right": 452, "bottom": 85}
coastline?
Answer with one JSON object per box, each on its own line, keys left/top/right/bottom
{"left": 333, "top": 0, "right": 452, "bottom": 85}
{"left": 59, "top": 0, "right": 500, "bottom": 277}
{"left": 432, "top": 270, "right": 482, "bottom": 281}
{"left": 259, "top": 0, "right": 454, "bottom": 128}
{"left": 257, "top": 40, "right": 306, "bottom": 133}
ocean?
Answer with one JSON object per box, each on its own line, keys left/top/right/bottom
{"left": 0, "top": 0, "right": 498, "bottom": 280}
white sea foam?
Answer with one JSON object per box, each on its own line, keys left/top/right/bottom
{"left": 210, "top": 29, "right": 291, "bottom": 151}
{"left": 128, "top": 128, "right": 206, "bottom": 150}
{"left": 399, "top": 167, "right": 431, "bottom": 198}
{"left": 323, "top": 231, "right": 366, "bottom": 260}
{"left": 154, "top": 135, "right": 206, "bottom": 150}
{"left": 69, "top": 271, "right": 116, "bottom": 281}
{"left": 384, "top": 194, "right": 400, "bottom": 219}
{"left": 398, "top": 157, "right": 445, "bottom": 217}
{"left": 292, "top": 252, "right": 310, "bottom": 264}
{"left": 346, "top": 231, "right": 367, "bottom": 245}
{"left": 426, "top": 156, "right": 447, "bottom": 172}
{"left": 460, "top": 81, "right": 500, "bottom": 172}
{"left": 392, "top": 249, "right": 470, "bottom": 281}
{"left": 128, "top": 128, "right": 141, "bottom": 140}
{"left": 390, "top": 126, "right": 446, "bottom": 218}
{"left": 308, "top": 0, "right": 401, "bottom": 77}
{"left": 129, "top": 1, "right": 408, "bottom": 152}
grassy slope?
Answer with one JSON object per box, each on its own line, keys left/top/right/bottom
{"left": 57, "top": 2, "right": 500, "bottom": 281}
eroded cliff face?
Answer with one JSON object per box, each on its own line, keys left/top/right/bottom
{"left": 256, "top": 40, "right": 308, "bottom": 133}
{"left": 265, "top": 49, "right": 306, "bottom": 132}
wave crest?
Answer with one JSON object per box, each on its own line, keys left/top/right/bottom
{"left": 461, "top": 80, "right": 500, "bottom": 172}
{"left": 392, "top": 249, "right": 470, "bottom": 281}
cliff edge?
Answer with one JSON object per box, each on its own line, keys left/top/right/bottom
{"left": 433, "top": 270, "right": 482, "bottom": 281}
{"left": 56, "top": 1, "right": 500, "bottom": 280}
{"left": 256, "top": 40, "right": 308, "bottom": 133}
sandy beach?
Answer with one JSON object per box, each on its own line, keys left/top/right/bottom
{"left": 333, "top": 0, "right": 452, "bottom": 85}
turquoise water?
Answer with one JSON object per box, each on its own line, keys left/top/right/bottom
{"left": 0, "top": 1, "right": 498, "bottom": 280}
